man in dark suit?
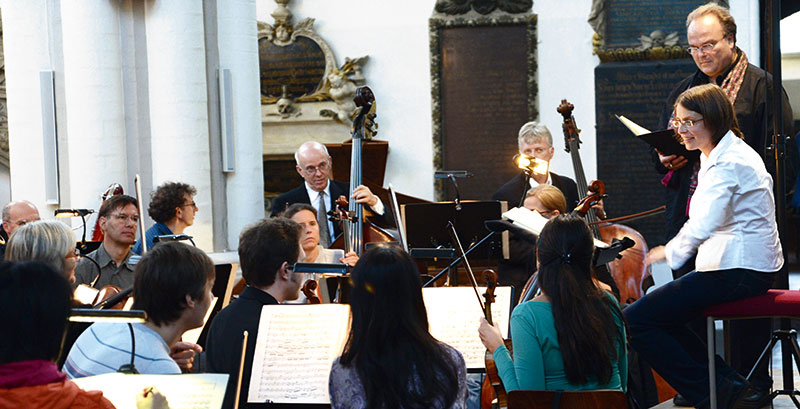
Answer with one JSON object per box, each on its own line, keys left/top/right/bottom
{"left": 492, "top": 121, "right": 594, "bottom": 215}
{"left": 270, "top": 141, "right": 386, "bottom": 247}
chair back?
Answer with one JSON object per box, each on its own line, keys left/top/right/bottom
{"left": 508, "top": 389, "right": 627, "bottom": 409}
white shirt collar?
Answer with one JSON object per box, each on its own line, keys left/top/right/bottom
{"left": 527, "top": 172, "right": 552, "bottom": 189}
{"left": 304, "top": 180, "right": 331, "bottom": 202}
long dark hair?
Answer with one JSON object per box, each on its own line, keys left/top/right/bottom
{"left": 339, "top": 244, "right": 459, "bottom": 408}
{"left": 537, "top": 215, "right": 624, "bottom": 385}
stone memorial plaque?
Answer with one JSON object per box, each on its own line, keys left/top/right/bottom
{"left": 259, "top": 36, "right": 326, "bottom": 99}
{"left": 433, "top": 18, "right": 536, "bottom": 202}
{"left": 603, "top": 0, "right": 704, "bottom": 49}
{"left": 595, "top": 59, "right": 697, "bottom": 246}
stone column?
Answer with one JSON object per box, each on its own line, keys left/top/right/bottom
{"left": 144, "top": 0, "right": 213, "bottom": 251}
{"left": 216, "top": 0, "right": 264, "bottom": 249}
{"left": 61, "top": 1, "right": 128, "bottom": 211}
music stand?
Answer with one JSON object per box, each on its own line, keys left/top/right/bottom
{"left": 403, "top": 200, "right": 507, "bottom": 285}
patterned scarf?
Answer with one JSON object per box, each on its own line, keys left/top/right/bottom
{"left": 663, "top": 48, "right": 748, "bottom": 215}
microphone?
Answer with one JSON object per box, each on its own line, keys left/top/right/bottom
{"left": 434, "top": 170, "right": 473, "bottom": 179}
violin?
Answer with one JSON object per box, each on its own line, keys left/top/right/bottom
{"left": 557, "top": 100, "right": 651, "bottom": 305}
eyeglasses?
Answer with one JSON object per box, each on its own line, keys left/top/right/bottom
{"left": 687, "top": 36, "right": 727, "bottom": 55}
{"left": 10, "top": 218, "right": 39, "bottom": 227}
{"left": 66, "top": 247, "right": 81, "bottom": 259}
{"left": 111, "top": 213, "right": 140, "bottom": 223}
{"left": 301, "top": 161, "right": 330, "bottom": 176}
{"left": 670, "top": 118, "right": 704, "bottom": 129}
{"left": 181, "top": 202, "right": 197, "bottom": 209}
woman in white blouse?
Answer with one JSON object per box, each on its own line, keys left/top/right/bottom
{"left": 624, "top": 83, "right": 782, "bottom": 409}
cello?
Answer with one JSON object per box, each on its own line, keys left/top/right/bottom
{"left": 557, "top": 100, "right": 650, "bottom": 305}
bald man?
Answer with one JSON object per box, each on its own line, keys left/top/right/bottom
{"left": 270, "top": 141, "right": 388, "bottom": 246}
{"left": 0, "top": 200, "right": 41, "bottom": 261}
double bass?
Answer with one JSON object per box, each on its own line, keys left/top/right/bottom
{"left": 557, "top": 100, "right": 650, "bottom": 305}
{"left": 330, "top": 86, "right": 394, "bottom": 256}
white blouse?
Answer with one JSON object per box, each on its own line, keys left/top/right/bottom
{"left": 665, "top": 131, "right": 783, "bottom": 273}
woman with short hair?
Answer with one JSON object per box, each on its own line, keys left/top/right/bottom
{"left": 6, "top": 220, "right": 78, "bottom": 283}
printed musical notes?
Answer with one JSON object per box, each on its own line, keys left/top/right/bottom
{"left": 72, "top": 373, "right": 228, "bottom": 409}
{"left": 247, "top": 304, "right": 350, "bottom": 404}
{"left": 423, "top": 286, "right": 512, "bottom": 369}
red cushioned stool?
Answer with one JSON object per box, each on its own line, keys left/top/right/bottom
{"left": 703, "top": 290, "right": 800, "bottom": 409}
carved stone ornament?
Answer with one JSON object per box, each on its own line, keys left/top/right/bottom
{"left": 588, "top": 0, "right": 731, "bottom": 63}
{"left": 258, "top": 0, "right": 369, "bottom": 125}
{"left": 434, "top": 0, "right": 532, "bottom": 16}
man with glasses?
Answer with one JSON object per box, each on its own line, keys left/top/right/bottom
{"left": 270, "top": 141, "right": 386, "bottom": 247}
{"left": 74, "top": 194, "right": 140, "bottom": 289}
{"left": 0, "top": 200, "right": 40, "bottom": 261}
{"left": 651, "top": 4, "right": 793, "bottom": 406}
{"left": 132, "top": 181, "right": 198, "bottom": 254}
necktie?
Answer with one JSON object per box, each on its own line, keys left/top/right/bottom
{"left": 318, "top": 191, "right": 331, "bottom": 248}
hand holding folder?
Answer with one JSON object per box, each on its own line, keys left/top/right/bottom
{"left": 616, "top": 115, "right": 699, "bottom": 160}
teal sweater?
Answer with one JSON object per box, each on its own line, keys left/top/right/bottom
{"left": 492, "top": 293, "right": 627, "bottom": 392}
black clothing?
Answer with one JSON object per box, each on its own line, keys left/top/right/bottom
{"left": 654, "top": 57, "right": 795, "bottom": 241}
{"left": 270, "top": 180, "right": 392, "bottom": 240}
{"left": 205, "top": 286, "right": 279, "bottom": 409}
{"left": 491, "top": 171, "right": 579, "bottom": 211}
{"left": 490, "top": 172, "right": 579, "bottom": 290}
{"left": 270, "top": 180, "right": 350, "bottom": 239}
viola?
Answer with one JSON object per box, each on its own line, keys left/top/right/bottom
{"left": 480, "top": 269, "right": 513, "bottom": 409}
{"left": 301, "top": 279, "right": 321, "bottom": 304}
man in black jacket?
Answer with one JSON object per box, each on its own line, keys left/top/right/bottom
{"left": 270, "top": 141, "right": 386, "bottom": 247}
{"left": 204, "top": 218, "right": 304, "bottom": 409}
{"left": 491, "top": 121, "right": 582, "bottom": 213}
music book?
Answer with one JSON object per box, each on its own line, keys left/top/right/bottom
{"left": 422, "top": 286, "right": 512, "bottom": 369}
{"left": 247, "top": 304, "right": 351, "bottom": 404}
{"left": 181, "top": 296, "right": 218, "bottom": 345}
{"left": 72, "top": 373, "right": 228, "bottom": 409}
{"left": 616, "top": 115, "right": 698, "bottom": 159}
{"left": 503, "top": 207, "right": 608, "bottom": 248}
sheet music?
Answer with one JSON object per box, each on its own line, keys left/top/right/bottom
{"left": 422, "top": 286, "right": 512, "bottom": 369}
{"left": 504, "top": 207, "right": 608, "bottom": 248}
{"left": 181, "top": 296, "right": 218, "bottom": 345}
{"left": 72, "top": 373, "right": 228, "bottom": 409}
{"left": 247, "top": 304, "right": 350, "bottom": 404}
{"left": 615, "top": 114, "right": 652, "bottom": 136}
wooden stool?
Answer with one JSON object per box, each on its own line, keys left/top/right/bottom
{"left": 507, "top": 389, "right": 626, "bottom": 409}
{"left": 703, "top": 289, "right": 800, "bottom": 409}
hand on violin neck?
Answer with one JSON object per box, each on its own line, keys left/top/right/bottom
{"left": 351, "top": 185, "right": 379, "bottom": 207}
{"left": 478, "top": 317, "right": 505, "bottom": 353}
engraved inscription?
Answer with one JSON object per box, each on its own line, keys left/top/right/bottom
{"left": 594, "top": 60, "right": 697, "bottom": 245}
{"left": 604, "top": 0, "right": 705, "bottom": 48}
{"left": 259, "top": 36, "right": 326, "bottom": 98}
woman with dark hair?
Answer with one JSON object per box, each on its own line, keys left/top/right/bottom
{"left": 328, "top": 244, "right": 468, "bottom": 408}
{"left": 0, "top": 261, "right": 115, "bottom": 408}
{"left": 625, "top": 83, "right": 782, "bottom": 409}
{"left": 479, "top": 215, "right": 626, "bottom": 391}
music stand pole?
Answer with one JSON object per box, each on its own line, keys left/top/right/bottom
{"left": 423, "top": 231, "right": 496, "bottom": 288}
